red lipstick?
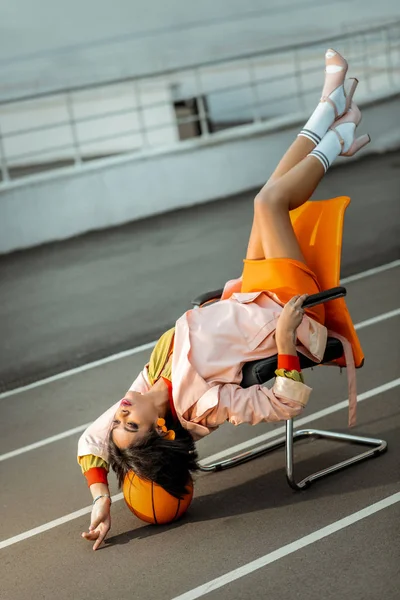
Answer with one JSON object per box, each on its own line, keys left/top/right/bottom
{"left": 120, "top": 399, "right": 132, "bottom": 406}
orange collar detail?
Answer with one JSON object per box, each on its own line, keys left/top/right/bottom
{"left": 161, "top": 376, "right": 177, "bottom": 422}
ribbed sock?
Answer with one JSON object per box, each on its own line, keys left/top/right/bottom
{"left": 298, "top": 86, "right": 346, "bottom": 146}
{"left": 308, "top": 130, "right": 343, "bottom": 172}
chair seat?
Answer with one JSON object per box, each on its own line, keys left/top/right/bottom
{"left": 241, "top": 337, "right": 343, "bottom": 388}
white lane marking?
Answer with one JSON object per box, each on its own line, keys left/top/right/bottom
{"left": 0, "top": 423, "right": 91, "bottom": 462}
{"left": 354, "top": 308, "right": 400, "bottom": 330}
{"left": 201, "top": 378, "right": 399, "bottom": 465}
{"left": 0, "top": 378, "right": 398, "bottom": 550}
{"left": 0, "top": 492, "right": 122, "bottom": 551}
{"left": 170, "top": 492, "right": 400, "bottom": 600}
{"left": 0, "top": 259, "right": 399, "bottom": 401}
{"left": 0, "top": 341, "right": 157, "bottom": 400}
{"left": 0, "top": 309, "right": 398, "bottom": 463}
{"left": 340, "top": 259, "right": 400, "bottom": 284}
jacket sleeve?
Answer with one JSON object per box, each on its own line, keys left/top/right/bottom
{"left": 77, "top": 366, "right": 151, "bottom": 462}
{"left": 200, "top": 376, "right": 311, "bottom": 428}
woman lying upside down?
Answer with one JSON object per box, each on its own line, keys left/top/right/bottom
{"left": 78, "top": 48, "right": 369, "bottom": 549}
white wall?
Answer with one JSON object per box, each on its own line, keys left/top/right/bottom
{"left": 0, "top": 92, "right": 399, "bottom": 254}
{"left": 1, "top": 0, "right": 399, "bottom": 101}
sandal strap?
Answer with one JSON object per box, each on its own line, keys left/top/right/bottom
{"left": 320, "top": 95, "right": 339, "bottom": 119}
{"left": 330, "top": 126, "right": 345, "bottom": 149}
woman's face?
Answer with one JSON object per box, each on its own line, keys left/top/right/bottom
{"left": 111, "top": 391, "right": 158, "bottom": 449}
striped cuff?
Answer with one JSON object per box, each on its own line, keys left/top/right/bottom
{"left": 84, "top": 467, "right": 108, "bottom": 487}
{"left": 273, "top": 376, "right": 311, "bottom": 407}
{"left": 298, "top": 129, "right": 322, "bottom": 146}
{"left": 309, "top": 149, "right": 330, "bottom": 172}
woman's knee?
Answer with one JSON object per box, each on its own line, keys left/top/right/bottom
{"left": 254, "top": 185, "right": 289, "bottom": 211}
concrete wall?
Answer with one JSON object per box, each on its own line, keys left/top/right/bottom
{"left": 0, "top": 92, "right": 399, "bottom": 254}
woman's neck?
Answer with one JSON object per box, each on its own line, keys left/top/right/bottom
{"left": 149, "top": 378, "right": 170, "bottom": 417}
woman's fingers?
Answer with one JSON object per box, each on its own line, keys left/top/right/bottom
{"left": 92, "top": 527, "right": 108, "bottom": 551}
{"left": 293, "top": 294, "right": 308, "bottom": 308}
{"left": 82, "top": 530, "right": 99, "bottom": 541}
{"left": 82, "top": 526, "right": 108, "bottom": 551}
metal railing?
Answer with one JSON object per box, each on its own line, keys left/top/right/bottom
{"left": 0, "top": 20, "right": 399, "bottom": 185}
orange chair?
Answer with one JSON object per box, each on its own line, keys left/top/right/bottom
{"left": 290, "top": 196, "right": 363, "bottom": 367}
{"left": 192, "top": 197, "right": 387, "bottom": 490}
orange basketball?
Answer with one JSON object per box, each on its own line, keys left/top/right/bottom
{"left": 122, "top": 471, "right": 193, "bottom": 524}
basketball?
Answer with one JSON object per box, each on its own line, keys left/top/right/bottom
{"left": 122, "top": 471, "right": 193, "bottom": 524}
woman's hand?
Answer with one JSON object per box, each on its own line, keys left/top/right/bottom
{"left": 275, "top": 294, "right": 307, "bottom": 353}
{"left": 81, "top": 497, "right": 111, "bottom": 551}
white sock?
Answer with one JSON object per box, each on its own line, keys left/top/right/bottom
{"left": 309, "top": 121, "right": 357, "bottom": 171}
{"left": 308, "top": 130, "right": 342, "bottom": 172}
{"left": 298, "top": 86, "right": 346, "bottom": 145}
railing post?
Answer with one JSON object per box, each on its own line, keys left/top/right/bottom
{"left": 133, "top": 80, "right": 149, "bottom": 148}
{"left": 384, "top": 27, "right": 395, "bottom": 88}
{"left": 65, "top": 92, "right": 82, "bottom": 166}
{"left": 362, "top": 33, "right": 372, "bottom": 92}
{"left": 293, "top": 49, "right": 306, "bottom": 113}
{"left": 194, "top": 68, "right": 209, "bottom": 137}
{"left": 0, "top": 124, "right": 10, "bottom": 183}
{"left": 248, "top": 59, "right": 262, "bottom": 124}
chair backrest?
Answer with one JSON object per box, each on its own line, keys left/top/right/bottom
{"left": 290, "top": 196, "right": 350, "bottom": 290}
{"left": 290, "top": 196, "right": 363, "bottom": 367}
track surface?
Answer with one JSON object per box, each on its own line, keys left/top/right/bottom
{"left": 0, "top": 152, "right": 399, "bottom": 600}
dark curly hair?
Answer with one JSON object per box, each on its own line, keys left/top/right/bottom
{"left": 108, "top": 419, "right": 199, "bottom": 499}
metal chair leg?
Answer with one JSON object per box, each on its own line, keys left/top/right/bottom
{"left": 199, "top": 419, "right": 388, "bottom": 490}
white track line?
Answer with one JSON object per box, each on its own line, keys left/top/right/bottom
{"left": 0, "top": 492, "right": 122, "bottom": 551}
{"left": 0, "top": 259, "right": 399, "bottom": 401}
{"left": 0, "top": 308, "right": 398, "bottom": 463}
{"left": 0, "top": 378, "right": 398, "bottom": 550}
{"left": 340, "top": 259, "right": 400, "bottom": 284}
{"left": 0, "top": 423, "right": 91, "bottom": 462}
{"left": 354, "top": 307, "right": 400, "bottom": 330}
{"left": 170, "top": 492, "right": 400, "bottom": 600}
{"left": 0, "top": 341, "right": 156, "bottom": 400}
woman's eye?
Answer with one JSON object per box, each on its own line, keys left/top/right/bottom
{"left": 112, "top": 419, "right": 120, "bottom": 425}
{"left": 127, "top": 422, "right": 139, "bottom": 431}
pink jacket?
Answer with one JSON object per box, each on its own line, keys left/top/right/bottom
{"left": 78, "top": 281, "right": 356, "bottom": 461}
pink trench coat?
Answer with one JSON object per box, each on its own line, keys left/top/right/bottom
{"left": 78, "top": 283, "right": 357, "bottom": 462}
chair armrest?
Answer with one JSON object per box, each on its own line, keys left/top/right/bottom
{"left": 191, "top": 288, "right": 224, "bottom": 308}
{"left": 192, "top": 286, "right": 346, "bottom": 309}
{"left": 302, "top": 286, "right": 346, "bottom": 308}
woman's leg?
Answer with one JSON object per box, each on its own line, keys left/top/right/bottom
{"left": 246, "top": 49, "right": 353, "bottom": 260}
{"left": 250, "top": 102, "right": 369, "bottom": 263}
{"left": 251, "top": 154, "right": 325, "bottom": 263}
{"left": 245, "top": 135, "right": 315, "bottom": 260}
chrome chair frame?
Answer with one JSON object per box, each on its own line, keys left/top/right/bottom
{"left": 192, "top": 287, "right": 388, "bottom": 490}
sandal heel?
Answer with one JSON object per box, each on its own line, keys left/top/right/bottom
{"left": 342, "top": 133, "right": 371, "bottom": 156}
{"left": 343, "top": 78, "right": 359, "bottom": 115}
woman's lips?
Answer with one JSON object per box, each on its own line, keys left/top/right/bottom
{"left": 120, "top": 399, "right": 132, "bottom": 406}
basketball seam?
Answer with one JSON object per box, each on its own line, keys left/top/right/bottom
{"left": 173, "top": 497, "right": 181, "bottom": 521}
{"left": 129, "top": 472, "right": 135, "bottom": 512}
{"left": 151, "top": 481, "right": 158, "bottom": 525}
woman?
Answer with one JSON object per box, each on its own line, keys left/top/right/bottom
{"left": 78, "top": 49, "right": 369, "bottom": 550}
